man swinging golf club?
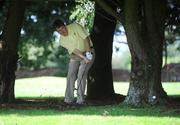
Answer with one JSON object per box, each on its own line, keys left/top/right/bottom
{"left": 53, "top": 19, "right": 94, "bottom": 105}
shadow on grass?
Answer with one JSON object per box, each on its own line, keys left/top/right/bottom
{"left": 0, "top": 95, "right": 179, "bottom": 118}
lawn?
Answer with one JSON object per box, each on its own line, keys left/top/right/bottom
{"left": 0, "top": 76, "right": 179, "bottom": 125}
{"left": 14, "top": 76, "right": 180, "bottom": 98}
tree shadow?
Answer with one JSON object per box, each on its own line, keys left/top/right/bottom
{"left": 0, "top": 95, "right": 179, "bottom": 118}
{"left": 0, "top": 94, "right": 125, "bottom": 110}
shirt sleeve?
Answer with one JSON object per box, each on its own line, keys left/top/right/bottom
{"left": 74, "top": 23, "right": 89, "bottom": 39}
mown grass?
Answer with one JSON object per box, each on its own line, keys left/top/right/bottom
{"left": 0, "top": 104, "right": 179, "bottom": 125}
{"left": 0, "top": 76, "right": 179, "bottom": 125}
{"left": 14, "top": 76, "right": 180, "bottom": 98}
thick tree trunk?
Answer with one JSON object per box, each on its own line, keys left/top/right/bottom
{"left": 0, "top": 0, "right": 5, "bottom": 9}
{"left": 87, "top": 1, "right": 116, "bottom": 100}
{"left": 124, "top": 0, "right": 167, "bottom": 106}
{"left": 0, "top": 0, "right": 25, "bottom": 103}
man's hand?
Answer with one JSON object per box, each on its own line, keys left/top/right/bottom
{"left": 0, "top": 43, "right": 2, "bottom": 49}
{"left": 85, "top": 51, "right": 93, "bottom": 60}
{"left": 0, "top": 40, "right": 4, "bottom": 50}
{"left": 83, "top": 57, "right": 90, "bottom": 64}
{"left": 73, "top": 49, "right": 91, "bottom": 63}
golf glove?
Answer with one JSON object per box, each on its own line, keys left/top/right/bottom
{"left": 85, "top": 51, "right": 93, "bottom": 60}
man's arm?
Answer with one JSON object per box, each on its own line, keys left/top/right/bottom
{"left": 72, "top": 49, "right": 90, "bottom": 63}
{"left": 84, "top": 36, "right": 93, "bottom": 52}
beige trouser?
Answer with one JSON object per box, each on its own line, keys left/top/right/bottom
{"left": 64, "top": 49, "right": 95, "bottom": 104}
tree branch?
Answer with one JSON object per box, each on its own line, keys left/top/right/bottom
{"left": 95, "top": 0, "right": 121, "bottom": 21}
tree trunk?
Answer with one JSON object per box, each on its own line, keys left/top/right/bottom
{"left": 87, "top": 0, "right": 116, "bottom": 100}
{"left": 0, "top": 0, "right": 25, "bottom": 103}
{"left": 124, "top": 0, "right": 167, "bottom": 106}
{"left": 0, "top": 0, "right": 5, "bottom": 9}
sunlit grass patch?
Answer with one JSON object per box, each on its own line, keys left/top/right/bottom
{"left": 0, "top": 104, "right": 180, "bottom": 125}
{"left": 15, "top": 77, "right": 180, "bottom": 98}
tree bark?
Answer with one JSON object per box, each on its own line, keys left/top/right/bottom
{"left": 87, "top": 0, "right": 117, "bottom": 100}
{"left": 124, "top": 0, "right": 167, "bottom": 106}
{"left": 0, "top": 0, "right": 25, "bottom": 103}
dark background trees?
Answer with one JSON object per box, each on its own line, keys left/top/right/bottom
{"left": 19, "top": 1, "right": 75, "bottom": 70}
{"left": 0, "top": 0, "right": 75, "bottom": 102}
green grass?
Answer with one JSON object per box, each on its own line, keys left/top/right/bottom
{"left": 0, "top": 76, "right": 179, "bottom": 125}
{"left": 15, "top": 77, "right": 66, "bottom": 98}
{"left": 14, "top": 77, "right": 180, "bottom": 98}
{"left": 0, "top": 106, "right": 179, "bottom": 125}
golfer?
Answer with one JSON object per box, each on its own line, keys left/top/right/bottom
{"left": 53, "top": 19, "right": 94, "bottom": 105}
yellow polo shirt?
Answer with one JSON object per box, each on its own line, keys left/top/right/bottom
{"left": 60, "top": 23, "right": 89, "bottom": 54}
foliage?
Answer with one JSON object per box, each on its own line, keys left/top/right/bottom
{"left": 18, "top": 39, "right": 70, "bottom": 73}
{"left": 18, "top": 38, "right": 51, "bottom": 70}
{"left": 0, "top": 1, "right": 74, "bottom": 71}
{"left": 70, "top": 0, "right": 95, "bottom": 32}
{"left": 165, "top": 0, "right": 180, "bottom": 51}
{"left": 1, "top": 0, "right": 179, "bottom": 71}
{"left": 22, "top": 1, "right": 75, "bottom": 42}
{"left": 17, "top": 1, "right": 74, "bottom": 70}
{"left": 163, "top": 0, "right": 180, "bottom": 64}
{"left": 48, "top": 45, "right": 70, "bottom": 76}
